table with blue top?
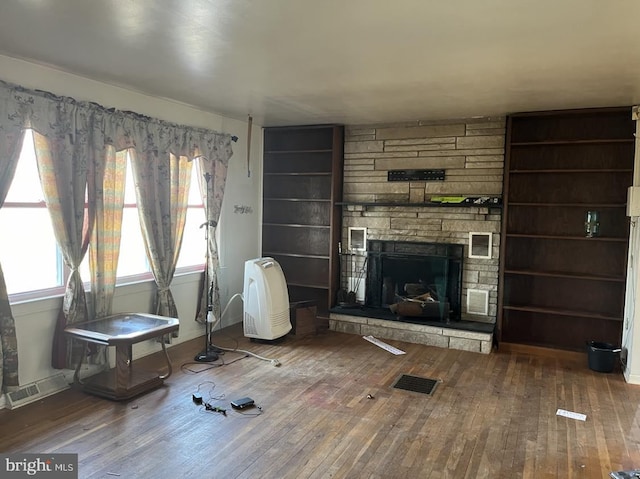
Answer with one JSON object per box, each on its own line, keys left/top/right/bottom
{"left": 64, "top": 313, "right": 180, "bottom": 400}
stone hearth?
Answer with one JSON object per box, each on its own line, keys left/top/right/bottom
{"left": 329, "top": 309, "right": 494, "bottom": 354}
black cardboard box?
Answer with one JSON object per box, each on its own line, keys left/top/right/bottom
{"left": 290, "top": 301, "right": 318, "bottom": 336}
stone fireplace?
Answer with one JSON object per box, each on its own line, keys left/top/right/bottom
{"left": 328, "top": 117, "right": 505, "bottom": 354}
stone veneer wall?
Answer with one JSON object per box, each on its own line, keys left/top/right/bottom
{"left": 342, "top": 117, "right": 505, "bottom": 323}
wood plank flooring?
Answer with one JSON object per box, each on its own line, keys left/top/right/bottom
{"left": 1, "top": 324, "right": 640, "bottom": 478}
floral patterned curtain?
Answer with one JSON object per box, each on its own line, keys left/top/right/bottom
{"left": 0, "top": 104, "right": 25, "bottom": 391}
{"left": 90, "top": 146, "right": 127, "bottom": 319}
{"left": 0, "top": 79, "right": 234, "bottom": 371}
{"left": 130, "top": 151, "right": 192, "bottom": 320}
{"left": 32, "top": 125, "right": 95, "bottom": 369}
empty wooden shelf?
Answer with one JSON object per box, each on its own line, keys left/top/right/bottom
{"left": 262, "top": 125, "right": 344, "bottom": 322}
{"left": 498, "top": 107, "right": 634, "bottom": 351}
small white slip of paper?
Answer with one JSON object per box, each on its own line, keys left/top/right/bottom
{"left": 556, "top": 408, "right": 587, "bottom": 421}
{"left": 363, "top": 335, "right": 406, "bottom": 355}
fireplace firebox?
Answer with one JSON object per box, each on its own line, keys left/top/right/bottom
{"left": 366, "top": 240, "right": 463, "bottom": 323}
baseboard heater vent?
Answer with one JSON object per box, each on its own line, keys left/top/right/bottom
{"left": 6, "top": 373, "right": 69, "bottom": 409}
{"left": 392, "top": 374, "right": 438, "bottom": 395}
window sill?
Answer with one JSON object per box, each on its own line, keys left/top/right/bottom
{"left": 9, "top": 267, "right": 204, "bottom": 307}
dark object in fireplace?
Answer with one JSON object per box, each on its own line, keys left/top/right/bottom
{"left": 389, "top": 288, "right": 451, "bottom": 320}
{"left": 390, "top": 300, "right": 451, "bottom": 320}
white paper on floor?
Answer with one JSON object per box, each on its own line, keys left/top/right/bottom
{"left": 556, "top": 408, "right": 587, "bottom": 421}
{"left": 363, "top": 335, "right": 406, "bottom": 355}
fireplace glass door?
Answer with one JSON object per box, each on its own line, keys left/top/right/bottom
{"left": 366, "top": 240, "right": 463, "bottom": 322}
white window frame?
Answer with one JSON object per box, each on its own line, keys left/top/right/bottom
{"left": 468, "top": 232, "right": 493, "bottom": 259}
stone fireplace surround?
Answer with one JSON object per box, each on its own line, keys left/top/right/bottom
{"left": 328, "top": 117, "right": 504, "bottom": 354}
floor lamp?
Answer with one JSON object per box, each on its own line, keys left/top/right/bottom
{"left": 195, "top": 172, "right": 221, "bottom": 362}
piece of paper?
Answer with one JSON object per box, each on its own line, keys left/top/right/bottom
{"left": 363, "top": 335, "right": 406, "bottom": 355}
{"left": 556, "top": 408, "right": 587, "bottom": 421}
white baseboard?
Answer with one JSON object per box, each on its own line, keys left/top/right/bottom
{"left": 624, "top": 369, "right": 640, "bottom": 384}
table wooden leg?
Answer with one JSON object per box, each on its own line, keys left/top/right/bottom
{"left": 114, "top": 344, "right": 132, "bottom": 395}
{"left": 73, "top": 341, "right": 88, "bottom": 385}
{"left": 159, "top": 335, "right": 173, "bottom": 380}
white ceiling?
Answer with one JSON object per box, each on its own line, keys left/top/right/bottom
{"left": 0, "top": 0, "right": 639, "bottom": 127}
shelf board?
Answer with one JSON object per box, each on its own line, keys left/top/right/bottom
{"left": 264, "top": 149, "right": 333, "bottom": 154}
{"left": 263, "top": 252, "right": 330, "bottom": 260}
{"left": 264, "top": 172, "right": 332, "bottom": 176}
{"left": 286, "top": 281, "right": 329, "bottom": 290}
{"left": 507, "top": 202, "right": 627, "bottom": 208}
{"left": 264, "top": 197, "right": 331, "bottom": 202}
{"left": 509, "top": 169, "right": 633, "bottom": 174}
{"left": 506, "top": 233, "right": 628, "bottom": 242}
{"left": 510, "top": 138, "right": 634, "bottom": 146}
{"left": 503, "top": 269, "right": 626, "bottom": 282}
{"left": 502, "top": 305, "right": 622, "bottom": 322}
{"left": 263, "top": 223, "right": 330, "bottom": 229}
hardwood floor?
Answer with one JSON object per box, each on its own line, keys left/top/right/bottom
{"left": 2, "top": 323, "right": 640, "bottom": 478}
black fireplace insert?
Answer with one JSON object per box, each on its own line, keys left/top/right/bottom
{"left": 366, "top": 240, "right": 463, "bottom": 322}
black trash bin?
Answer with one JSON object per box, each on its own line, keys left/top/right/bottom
{"left": 586, "top": 341, "right": 620, "bottom": 373}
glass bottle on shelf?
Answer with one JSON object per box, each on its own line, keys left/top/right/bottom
{"left": 585, "top": 210, "right": 600, "bottom": 238}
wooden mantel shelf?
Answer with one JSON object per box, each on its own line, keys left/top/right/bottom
{"left": 338, "top": 200, "right": 503, "bottom": 209}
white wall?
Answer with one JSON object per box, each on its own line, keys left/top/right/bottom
{"left": 0, "top": 55, "right": 263, "bottom": 390}
{"left": 622, "top": 111, "right": 640, "bottom": 383}
{"left": 622, "top": 222, "right": 639, "bottom": 383}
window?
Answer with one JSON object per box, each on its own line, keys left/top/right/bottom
{"left": 176, "top": 162, "right": 207, "bottom": 270}
{"left": 0, "top": 132, "right": 206, "bottom": 301}
{"left": 112, "top": 156, "right": 151, "bottom": 280}
{"left": 0, "top": 130, "right": 62, "bottom": 297}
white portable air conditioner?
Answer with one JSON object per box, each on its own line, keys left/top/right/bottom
{"left": 243, "top": 257, "right": 292, "bottom": 340}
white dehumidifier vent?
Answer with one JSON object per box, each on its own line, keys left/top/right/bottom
{"left": 243, "top": 257, "right": 292, "bottom": 340}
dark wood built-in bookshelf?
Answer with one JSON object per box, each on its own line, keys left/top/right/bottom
{"left": 262, "top": 125, "right": 344, "bottom": 321}
{"left": 498, "top": 108, "right": 634, "bottom": 351}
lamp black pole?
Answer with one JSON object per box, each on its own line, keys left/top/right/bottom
{"left": 195, "top": 172, "right": 219, "bottom": 362}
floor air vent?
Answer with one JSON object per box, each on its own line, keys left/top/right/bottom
{"left": 6, "top": 373, "right": 69, "bottom": 409}
{"left": 392, "top": 374, "right": 438, "bottom": 395}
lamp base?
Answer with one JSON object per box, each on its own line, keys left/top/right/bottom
{"left": 194, "top": 349, "right": 219, "bottom": 362}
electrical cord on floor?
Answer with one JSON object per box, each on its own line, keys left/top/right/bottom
{"left": 192, "top": 380, "right": 228, "bottom": 416}
{"left": 210, "top": 292, "right": 283, "bottom": 367}
{"left": 232, "top": 405, "right": 263, "bottom": 417}
{"left": 180, "top": 293, "right": 249, "bottom": 373}
{"left": 220, "top": 293, "right": 243, "bottom": 323}
{"left": 197, "top": 380, "right": 225, "bottom": 401}
{"left": 181, "top": 352, "right": 248, "bottom": 374}
{"left": 210, "top": 343, "right": 282, "bottom": 367}
{"left": 190, "top": 380, "right": 263, "bottom": 418}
